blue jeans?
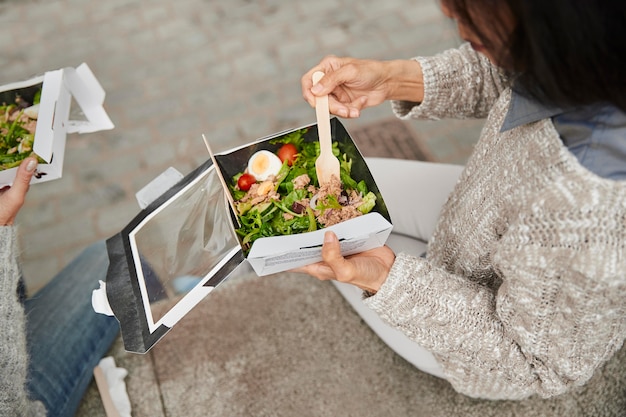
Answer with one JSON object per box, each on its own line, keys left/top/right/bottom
{"left": 24, "top": 240, "right": 120, "bottom": 417}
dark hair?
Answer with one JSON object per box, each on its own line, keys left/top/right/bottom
{"left": 441, "top": 0, "right": 626, "bottom": 112}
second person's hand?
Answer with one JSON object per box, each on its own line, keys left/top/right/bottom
{"left": 0, "top": 156, "right": 38, "bottom": 226}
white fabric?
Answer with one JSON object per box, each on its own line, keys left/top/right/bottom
{"left": 332, "top": 158, "right": 464, "bottom": 379}
{"left": 97, "top": 356, "right": 132, "bottom": 417}
{"left": 92, "top": 280, "right": 114, "bottom": 316}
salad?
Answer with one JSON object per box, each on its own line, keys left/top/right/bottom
{"left": 229, "top": 128, "right": 377, "bottom": 252}
{"left": 0, "top": 89, "right": 41, "bottom": 171}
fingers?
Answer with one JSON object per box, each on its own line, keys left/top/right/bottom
{"left": 319, "top": 230, "right": 349, "bottom": 270}
{"left": 12, "top": 156, "right": 37, "bottom": 195}
{"left": 328, "top": 95, "right": 367, "bottom": 118}
{"left": 290, "top": 231, "right": 347, "bottom": 281}
{"left": 302, "top": 75, "right": 364, "bottom": 118}
{"left": 0, "top": 156, "right": 37, "bottom": 225}
{"left": 301, "top": 56, "right": 332, "bottom": 107}
{"left": 301, "top": 55, "right": 346, "bottom": 107}
{"left": 292, "top": 262, "right": 335, "bottom": 281}
{"left": 301, "top": 71, "right": 315, "bottom": 107}
{"left": 302, "top": 56, "right": 376, "bottom": 119}
{"left": 291, "top": 231, "right": 394, "bottom": 293}
{"left": 314, "top": 232, "right": 395, "bottom": 291}
{"left": 317, "top": 231, "right": 359, "bottom": 281}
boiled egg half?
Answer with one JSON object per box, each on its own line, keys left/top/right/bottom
{"left": 247, "top": 150, "right": 283, "bottom": 181}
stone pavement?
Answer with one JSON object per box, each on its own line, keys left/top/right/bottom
{"left": 0, "top": 0, "right": 484, "bottom": 294}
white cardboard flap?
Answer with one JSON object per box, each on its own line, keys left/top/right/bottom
{"left": 64, "top": 63, "right": 114, "bottom": 134}
{"left": 246, "top": 212, "right": 393, "bottom": 276}
{"left": 0, "top": 74, "right": 44, "bottom": 93}
{"left": 76, "top": 63, "right": 106, "bottom": 103}
{"left": 33, "top": 69, "right": 65, "bottom": 163}
{"left": 135, "top": 167, "right": 184, "bottom": 209}
{"left": 92, "top": 280, "right": 115, "bottom": 316}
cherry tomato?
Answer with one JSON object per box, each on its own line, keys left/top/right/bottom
{"left": 237, "top": 173, "right": 256, "bottom": 191}
{"left": 277, "top": 143, "right": 298, "bottom": 166}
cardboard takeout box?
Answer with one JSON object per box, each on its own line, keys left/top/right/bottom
{"left": 101, "top": 119, "right": 392, "bottom": 353}
{"left": 0, "top": 63, "right": 114, "bottom": 186}
{"left": 213, "top": 119, "right": 393, "bottom": 275}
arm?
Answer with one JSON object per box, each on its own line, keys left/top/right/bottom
{"left": 0, "top": 157, "right": 46, "bottom": 416}
{"left": 364, "top": 198, "right": 626, "bottom": 400}
{"left": 0, "top": 227, "right": 45, "bottom": 416}
{"left": 302, "top": 43, "right": 507, "bottom": 121}
{"left": 301, "top": 55, "right": 424, "bottom": 119}
{"left": 392, "top": 42, "right": 509, "bottom": 120}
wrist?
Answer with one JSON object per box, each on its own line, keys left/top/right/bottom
{"left": 384, "top": 59, "right": 424, "bottom": 103}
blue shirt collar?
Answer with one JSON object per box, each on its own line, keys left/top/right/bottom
{"left": 501, "top": 89, "right": 564, "bottom": 132}
{"left": 500, "top": 88, "right": 626, "bottom": 181}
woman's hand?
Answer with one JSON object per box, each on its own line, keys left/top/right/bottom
{"left": 293, "top": 231, "right": 396, "bottom": 294}
{"left": 0, "top": 157, "right": 38, "bottom": 226}
{"left": 301, "top": 55, "right": 424, "bottom": 118}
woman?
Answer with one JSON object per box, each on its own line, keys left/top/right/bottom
{"left": 0, "top": 157, "right": 119, "bottom": 416}
{"left": 298, "top": 0, "right": 626, "bottom": 400}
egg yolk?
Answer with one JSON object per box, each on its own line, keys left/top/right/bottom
{"left": 252, "top": 154, "right": 269, "bottom": 174}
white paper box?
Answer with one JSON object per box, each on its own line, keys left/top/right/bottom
{"left": 0, "top": 63, "right": 114, "bottom": 187}
{"left": 211, "top": 119, "right": 393, "bottom": 275}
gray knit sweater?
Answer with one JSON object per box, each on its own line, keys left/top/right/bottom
{"left": 365, "top": 43, "right": 626, "bottom": 400}
{"left": 1, "top": 227, "right": 47, "bottom": 416}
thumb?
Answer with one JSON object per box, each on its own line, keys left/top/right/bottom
{"left": 12, "top": 156, "right": 38, "bottom": 194}
{"left": 7, "top": 157, "right": 37, "bottom": 205}
{"left": 0, "top": 157, "right": 37, "bottom": 225}
{"left": 311, "top": 72, "right": 337, "bottom": 96}
{"left": 320, "top": 231, "right": 343, "bottom": 263}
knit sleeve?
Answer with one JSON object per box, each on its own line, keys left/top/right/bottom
{"left": 0, "top": 226, "right": 47, "bottom": 416}
{"left": 390, "top": 42, "right": 508, "bottom": 121}
{"left": 363, "top": 197, "right": 626, "bottom": 400}
{"left": 364, "top": 254, "right": 536, "bottom": 400}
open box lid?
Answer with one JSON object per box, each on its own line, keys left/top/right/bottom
{"left": 104, "top": 159, "right": 247, "bottom": 353}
